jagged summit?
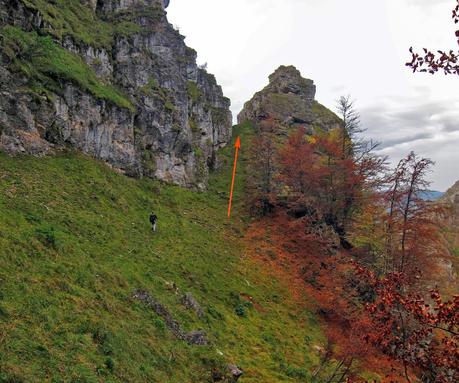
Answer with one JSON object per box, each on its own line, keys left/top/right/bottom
{"left": 238, "top": 65, "right": 340, "bottom": 133}
{"left": 267, "top": 65, "right": 316, "bottom": 102}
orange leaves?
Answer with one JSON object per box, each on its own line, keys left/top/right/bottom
{"left": 355, "top": 266, "right": 459, "bottom": 382}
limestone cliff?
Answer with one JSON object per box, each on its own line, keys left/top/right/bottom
{"left": 437, "top": 180, "right": 459, "bottom": 288}
{"left": 441, "top": 180, "right": 459, "bottom": 207}
{"left": 238, "top": 65, "right": 341, "bottom": 133}
{"left": 0, "top": 0, "right": 232, "bottom": 189}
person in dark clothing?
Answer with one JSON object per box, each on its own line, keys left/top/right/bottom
{"left": 149, "top": 213, "right": 158, "bottom": 232}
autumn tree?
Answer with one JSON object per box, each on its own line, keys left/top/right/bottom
{"left": 407, "top": 0, "right": 459, "bottom": 75}
{"left": 355, "top": 266, "right": 459, "bottom": 383}
{"left": 336, "top": 95, "right": 364, "bottom": 159}
{"left": 247, "top": 118, "right": 278, "bottom": 215}
{"left": 380, "top": 152, "right": 449, "bottom": 285}
{"left": 277, "top": 126, "right": 318, "bottom": 202}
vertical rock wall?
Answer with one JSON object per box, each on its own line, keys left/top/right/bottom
{"left": 0, "top": 0, "right": 232, "bottom": 189}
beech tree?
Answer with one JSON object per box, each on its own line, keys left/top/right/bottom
{"left": 247, "top": 118, "right": 278, "bottom": 215}
{"left": 381, "top": 152, "right": 449, "bottom": 283}
{"left": 355, "top": 266, "right": 459, "bottom": 383}
{"left": 278, "top": 126, "right": 318, "bottom": 201}
{"left": 407, "top": 0, "right": 459, "bottom": 75}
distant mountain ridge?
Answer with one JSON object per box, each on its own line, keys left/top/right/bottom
{"left": 419, "top": 190, "right": 445, "bottom": 201}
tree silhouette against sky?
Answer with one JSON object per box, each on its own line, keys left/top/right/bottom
{"left": 407, "top": 0, "right": 459, "bottom": 75}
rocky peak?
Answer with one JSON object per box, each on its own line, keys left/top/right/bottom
{"left": 238, "top": 65, "right": 340, "bottom": 133}
{"left": 267, "top": 65, "right": 316, "bottom": 101}
{"left": 96, "top": 0, "right": 169, "bottom": 14}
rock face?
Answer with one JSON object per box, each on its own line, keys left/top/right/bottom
{"left": 441, "top": 180, "right": 459, "bottom": 207}
{"left": 437, "top": 180, "right": 459, "bottom": 285}
{"left": 238, "top": 65, "right": 340, "bottom": 133}
{"left": 0, "top": 0, "right": 232, "bottom": 189}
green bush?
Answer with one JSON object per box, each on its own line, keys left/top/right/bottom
{"left": 0, "top": 304, "right": 8, "bottom": 319}
{"left": 235, "top": 303, "right": 246, "bottom": 317}
{"left": 285, "top": 365, "right": 309, "bottom": 379}
{"left": 35, "top": 226, "right": 57, "bottom": 248}
{"left": 0, "top": 373, "right": 25, "bottom": 383}
{"left": 105, "top": 357, "right": 115, "bottom": 373}
{"left": 187, "top": 81, "right": 202, "bottom": 102}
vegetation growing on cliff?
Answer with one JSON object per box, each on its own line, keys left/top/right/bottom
{"left": 18, "top": 0, "right": 157, "bottom": 48}
{"left": 0, "top": 26, "right": 134, "bottom": 111}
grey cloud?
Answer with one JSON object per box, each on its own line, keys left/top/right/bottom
{"left": 378, "top": 132, "right": 434, "bottom": 149}
{"left": 361, "top": 100, "right": 459, "bottom": 150}
{"left": 437, "top": 115, "right": 459, "bottom": 132}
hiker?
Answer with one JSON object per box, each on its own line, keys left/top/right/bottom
{"left": 149, "top": 213, "right": 158, "bottom": 233}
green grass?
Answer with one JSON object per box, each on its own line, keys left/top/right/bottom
{"left": 187, "top": 81, "right": 202, "bottom": 103}
{"left": 19, "top": 0, "right": 153, "bottom": 49}
{"left": 139, "top": 78, "right": 175, "bottom": 112}
{"left": 0, "top": 26, "right": 134, "bottom": 111}
{"left": 311, "top": 101, "right": 342, "bottom": 124}
{"left": 0, "top": 124, "right": 325, "bottom": 382}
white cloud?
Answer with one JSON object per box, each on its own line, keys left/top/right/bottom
{"left": 167, "top": 0, "right": 459, "bottom": 190}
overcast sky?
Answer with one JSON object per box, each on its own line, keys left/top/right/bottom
{"left": 168, "top": 0, "right": 458, "bottom": 191}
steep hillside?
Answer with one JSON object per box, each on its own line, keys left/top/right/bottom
{"left": 440, "top": 180, "right": 459, "bottom": 280}
{"left": 441, "top": 180, "right": 459, "bottom": 206}
{"left": 238, "top": 66, "right": 341, "bottom": 134}
{"left": 0, "top": 125, "right": 331, "bottom": 382}
{"left": 0, "top": 0, "right": 232, "bottom": 189}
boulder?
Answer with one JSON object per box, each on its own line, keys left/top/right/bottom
{"left": 181, "top": 292, "right": 204, "bottom": 318}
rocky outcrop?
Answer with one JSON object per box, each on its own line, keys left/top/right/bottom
{"left": 441, "top": 180, "right": 459, "bottom": 207}
{"left": 238, "top": 65, "right": 340, "bottom": 133}
{"left": 132, "top": 289, "right": 208, "bottom": 345}
{"left": 212, "top": 364, "right": 243, "bottom": 382}
{"left": 181, "top": 292, "right": 204, "bottom": 318}
{"left": 0, "top": 0, "right": 232, "bottom": 189}
{"left": 436, "top": 180, "right": 459, "bottom": 286}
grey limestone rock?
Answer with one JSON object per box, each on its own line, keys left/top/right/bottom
{"left": 181, "top": 292, "right": 204, "bottom": 318}
{"left": 0, "top": 0, "right": 232, "bottom": 189}
{"left": 238, "top": 65, "right": 341, "bottom": 134}
{"left": 132, "top": 289, "right": 209, "bottom": 346}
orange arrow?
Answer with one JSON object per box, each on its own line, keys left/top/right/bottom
{"left": 227, "top": 136, "right": 241, "bottom": 219}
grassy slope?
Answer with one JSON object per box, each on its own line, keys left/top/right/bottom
{"left": 0, "top": 124, "right": 324, "bottom": 383}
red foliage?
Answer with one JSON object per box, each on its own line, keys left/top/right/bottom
{"left": 381, "top": 152, "right": 449, "bottom": 287}
{"left": 247, "top": 118, "right": 278, "bottom": 215}
{"left": 355, "top": 265, "right": 459, "bottom": 383}
{"left": 277, "top": 127, "right": 375, "bottom": 241}
{"left": 246, "top": 116, "right": 454, "bottom": 382}
{"left": 277, "top": 126, "right": 318, "bottom": 199}
{"left": 407, "top": 0, "right": 459, "bottom": 75}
